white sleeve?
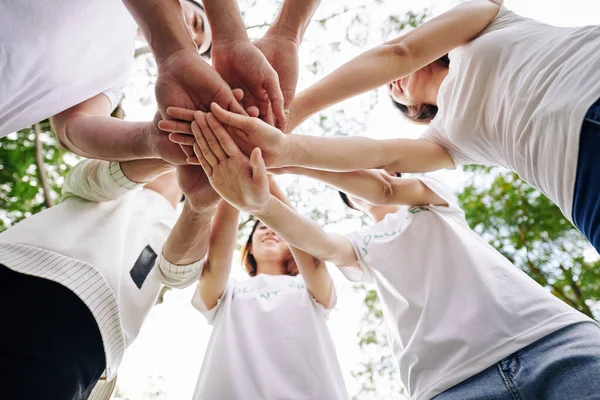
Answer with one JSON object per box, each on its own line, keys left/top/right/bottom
{"left": 338, "top": 231, "right": 376, "bottom": 284}
{"left": 309, "top": 284, "right": 338, "bottom": 319}
{"left": 155, "top": 253, "right": 204, "bottom": 289}
{"left": 191, "top": 280, "right": 233, "bottom": 325}
{"left": 416, "top": 175, "right": 463, "bottom": 214}
{"left": 421, "top": 125, "right": 469, "bottom": 167}
{"left": 61, "top": 160, "right": 143, "bottom": 202}
{"left": 101, "top": 88, "right": 124, "bottom": 113}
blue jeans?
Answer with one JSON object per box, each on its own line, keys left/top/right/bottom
{"left": 573, "top": 97, "right": 600, "bottom": 253}
{"left": 433, "top": 322, "right": 600, "bottom": 400}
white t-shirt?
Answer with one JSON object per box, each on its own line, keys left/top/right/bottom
{"left": 423, "top": 6, "right": 600, "bottom": 222}
{"left": 0, "top": 0, "right": 137, "bottom": 136}
{"left": 342, "top": 176, "right": 592, "bottom": 400}
{"left": 0, "top": 160, "right": 200, "bottom": 379}
{"left": 191, "top": 273, "right": 349, "bottom": 400}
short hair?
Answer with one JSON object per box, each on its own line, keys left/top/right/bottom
{"left": 338, "top": 172, "right": 402, "bottom": 210}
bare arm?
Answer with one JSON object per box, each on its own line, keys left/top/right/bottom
{"left": 289, "top": 0, "right": 502, "bottom": 129}
{"left": 121, "top": 0, "right": 196, "bottom": 62}
{"left": 268, "top": 176, "right": 334, "bottom": 308}
{"left": 50, "top": 94, "right": 155, "bottom": 161}
{"left": 268, "top": 0, "right": 321, "bottom": 43}
{"left": 202, "top": 0, "right": 248, "bottom": 42}
{"left": 275, "top": 167, "right": 447, "bottom": 206}
{"left": 197, "top": 201, "right": 239, "bottom": 309}
{"left": 209, "top": 102, "right": 455, "bottom": 173}
{"left": 254, "top": 195, "right": 356, "bottom": 268}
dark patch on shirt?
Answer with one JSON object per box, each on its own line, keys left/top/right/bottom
{"left": 130, "top": 245, "right": 157, "bottom": 289}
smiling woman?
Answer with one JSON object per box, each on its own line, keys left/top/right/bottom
{"left": 188, "top": 193, "right": 348, "bottom": 399}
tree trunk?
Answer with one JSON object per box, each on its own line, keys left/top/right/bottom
{"left": 34, "top": 123, "right": 54, "bottom": 208}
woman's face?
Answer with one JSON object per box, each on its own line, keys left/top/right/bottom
{"left": 181, "top": 1, "right": 210, "bottom": 51}
{"left": 250, "top": 222, "right": 291, "bottom": 264}
{"left": 389, "top": 67, "right": 431, "bottom": 107}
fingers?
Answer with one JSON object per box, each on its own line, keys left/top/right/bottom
{"left": 191, "top": 118, "right": 220, "bottom": 168}
{"left": 210, "top": 102, "right": 254, "bottom": 132}
{"left": 232, "top": 88, "right": 245, "bottom": 103}
{"left": 205, "top": 113, "right": 243, "bottom": 158}
{"left": 201, "top": 114, "right": 229, "bottom": 161}
{"left": 158, "top": 119, "right": 193, "bottom": 134}
{"left": 193, "top": 143, "right": 213, "bottom": 177}
{"left": 263, "top": 77, "right": 286, "bottom": 130}
{"left": 246, "top": 106, "right": 260, "bottom": 118}
{"left": 166, "top": 106, "right": 196, "bottom": 122}
{"left": 250, "top": 147, "right": 268, "bottom": 185}
{"left": 169, "top": 133, "right": 196, "bottom": 146}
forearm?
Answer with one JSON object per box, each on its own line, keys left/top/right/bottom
{"left": 268, "top": 0, "right": 321, "bottom": 43}
{"left": 60, "top": 115, "right": 155, "bottom": 161}
{"left": 288, "top": 167, "right": 391, "bottom": 203}
{"left": 291, "top": 44, "right": 405, "bottom": 128}
{"left": 202, "top": 0, "right": 248, "bottom": 42}
{"left": 288, "top": 135, "right": 447, "bottom": 172}
{"left": 163, "top": 201, "right": 215, "bottom": 265}
{"left": 253, "top": 195, "right": 355, "bottom": 266}
{"left": 121, "top": 0, "right": 196, "bottom": 62}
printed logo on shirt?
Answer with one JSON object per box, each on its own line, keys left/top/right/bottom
{"left": 232, "top": 281, "right": 306, "bottom": 300}
{"left": 130, "top": 245, "right": 157, "bottom": 289}
{"left": 408, "top": 206, "right": 430, "bottom": 214}
{"left": 360, "top": 228, "right": 404, "bottom": 256}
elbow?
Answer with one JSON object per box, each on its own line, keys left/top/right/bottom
{"left": 369, "top": 176, "right": 395, "bottom": 206}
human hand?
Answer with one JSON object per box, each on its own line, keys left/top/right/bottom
{"left": 155, "top": 88, "right": 255, "bottom": 163}
{"left": 253, "top": 34, "right": 299, "bottom": 128}
{"left": 155, "top": 49, "right": 246, "bottom": 120}
{"left": 211, "top": 39, "right": 286, "bottom": 130}
{"left": 204, "top": 102, "right": 292, "bottom": 168}
{"left": 176, "top": 164, "right": 221, "bottom": 214}
{"left": 191, "top": 111, "right": 270, "bottom": 213}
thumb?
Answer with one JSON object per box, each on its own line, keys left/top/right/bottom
{"left": 250, "top": 147, "right": 268, "bottom": 183}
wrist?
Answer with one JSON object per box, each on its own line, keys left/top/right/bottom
{"left": 285, "top": 134, "right": 307, "bottom": 167}
{"left": 252, "top": 195, "right": 277, "bottom": 218}
{"left": 264, "top": 24, "right": 301, "bottom": 45}
{"left": 183, "top": 199, "right": 218, "bottom": 220}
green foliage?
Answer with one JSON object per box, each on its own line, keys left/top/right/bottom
{"left": 458, "top": 165, "right": 600, "bottom": 320}
{"left": 0, "top": 122, "right": 75, "bottom": 232}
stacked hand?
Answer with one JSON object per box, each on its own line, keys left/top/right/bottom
{"left": 188, "top": 110, "right": 271, "bottom": 213}
{"left": 161, "top": 102, "right": 293, "bottom": 169}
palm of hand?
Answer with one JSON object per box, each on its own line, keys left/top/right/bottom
{"left": 209, "top": 154, "right": 269, "bottom": 212}
{"left": 212, "top": 41, "right": 278, "bottom": 120}
{"left": 253, "top": 36, "right": 299, "bottom": 111}
{"left": 155, "top": 50, "right": 236, "bottom": 117}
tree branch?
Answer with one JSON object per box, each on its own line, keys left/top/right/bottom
{"left": 34, "top": 123, "right": 54, "bottom": 208}
{"left": 558, "top": 264, "right": 594, "bottom": 318}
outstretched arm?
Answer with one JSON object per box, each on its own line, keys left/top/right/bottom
{"left": 189, "top": 110, "right": 358, "bottom": 271}
{"left": 204, "top": 103, "right": 454, "bottom": 173}
{"left": 288, "top": 0, "right": 502, "bottom": 129}
{"left": 268, "top": 176, "right": 334, "bottom": 308}
{"left": 273, "top": 167, "right": 447, "bottom": 206}
{"left": 51, "top": 94, "right": 188, "bottom": 163}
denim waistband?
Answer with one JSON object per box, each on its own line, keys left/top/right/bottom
{"left": 585, "top": 97, "right": 600, "bottom": 124}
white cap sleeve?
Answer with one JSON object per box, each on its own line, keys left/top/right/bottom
{"left": 338, "top": 231, "right": 376, "bottom": 284}
{"left": 415, "top": 175, "right": 463, "bottom": 215}
{"left": 191, "top": 279, "right": 232, "bottom": 325}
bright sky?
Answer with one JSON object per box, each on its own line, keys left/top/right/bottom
{"left": 115, "top": 1, "right": 600, "bottom": 398}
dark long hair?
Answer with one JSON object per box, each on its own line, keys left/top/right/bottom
{"left": 391, "top": 54, "right": 450, "bottom": 124}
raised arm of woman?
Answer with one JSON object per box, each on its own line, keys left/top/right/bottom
{"left": 267, "top": 176, "right": 334, "bottom": 308}
{"left": 288, "top": 0, "right": 502, "bottom": 130}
